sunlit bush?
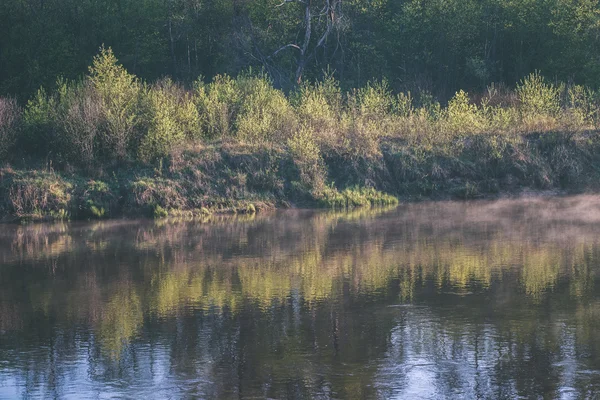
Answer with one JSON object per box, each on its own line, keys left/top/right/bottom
{"left": 89, "top": 46, "right": 142, "bottom": 159}
{"left": 235, "top": 74, "right": 297, "bottom": 142}
{"left": 446, "top": 90, "right": 485, "bottom": 135}
{"left": 139, "top": 79, "right": 200, "bottom": 161}
{"left": 195, "top": 74, "right": 241, "bottom": 138}
{"left": 517, "top": 71, "right": 561, "bottom": 118}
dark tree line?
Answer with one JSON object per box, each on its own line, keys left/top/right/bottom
{"left": 2, "top": 0, "right": 600, "bottom": 100}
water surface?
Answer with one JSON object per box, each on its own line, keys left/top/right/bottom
{"left": 2, "top": 197, "right": 600, "bottom": 399}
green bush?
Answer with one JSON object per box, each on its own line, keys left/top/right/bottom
{"left": 294, "top": 76, "right": 342, "bottom": 137}
{"left": 517, "top": 71, "right": 561, "bottom": 117}
{"left": 195, "top": 74, "right": 242, "bottom": 138}
{"left": 287, "top": 126, "right": 326, "bottom": 190}
{"left": 89, "top": 46, "right": 141, "bottom": 159}
{"left": 446, "top": 90, "right": 485, "bottom": 135}
{"left": 235, "top": 74, "right": 297, "bottom": 142}
{"left": 139, "top": 79, "right": 200, "bottom": 161}
{"left": 357, "top": 80, "right": 395, "bottom": 120}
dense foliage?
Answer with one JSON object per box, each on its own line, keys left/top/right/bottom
{"left": 2, "top": 0, "right": 600, "bottom": 99}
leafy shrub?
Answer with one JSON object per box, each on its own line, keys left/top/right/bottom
{"left": 446, "top": 90, "right": 485, "bottom": 135}
{"left": 566, "top": 85, "right": 597, "bottom": 127}
{"left": 139, "top": 79, "right": 200, "bottom": 161}
{"left": 0, "top": 97, "right": 22, "bottom": 162}
{"left": 195, "top": 74, "right": 241, "bottom": 138}
{"left": 235, "top": 74, "right": 297, "bottom": 142}
{"left": 89, "top": 46, "right": 141, "bottom": 159}
{"left": 294, "top": 76, "right": 342, "bottom": 139}
{"left": 517, "top": 71, "right": 561, "bottom": 117}
{"left": 80, "top": 180, "right": 117, "bottom": 219}
{"left": 396, "top": 92, "right": 414, "bottom": 117}
{"left": 357, "top": 80, "right": 395, "bottom": 120}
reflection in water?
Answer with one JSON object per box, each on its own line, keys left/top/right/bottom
{"left": 2, "top": 197, "right": 600, "bottom": 398}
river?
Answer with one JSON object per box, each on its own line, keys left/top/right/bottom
{"left": 1, "top": 196, "right": 600, "bottom": 399}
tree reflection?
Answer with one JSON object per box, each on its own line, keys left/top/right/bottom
{"left": 2, "top": 198, "right": 600, "bottom": 397}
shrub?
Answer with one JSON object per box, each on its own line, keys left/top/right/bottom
{"left": 89, "top": 46, "right": 141, "bottom": 159}
{"left": 517, "top": 71, "right": 561, "bottom": 117}
{"left": 294, "top": 76, "right": 342, "bottom": 138}
{"left": 195, "top": 74, "right": 242, "bottom": 138}
{"left": 396, "top": 92, "right": 414, "bottom": 118}
{"left": 446, "top": 90, "right": 485, "bottom": 135}
{"left": 0, "top": 97, "right": 22, "bottom": 162}
{"left": 57, "top": 80, "right": 103, "bottom": 165}
{"left": 357, "top": 80, "right": 395, "bottom": 120}
{"left": 139, "top": 79, "right": 200, "bottom": 161}
{"left": 235, "top": 74, "right": 297, "bottom": 142}
{"left": 566, "top": 84, "right": 597, "bottom": 127}
{"left": 80, "top": 180, "right": 117, "bottom": 219}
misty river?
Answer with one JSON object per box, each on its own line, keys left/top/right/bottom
{"left": 1, "top": 196, "right": 600, "bottom": 399}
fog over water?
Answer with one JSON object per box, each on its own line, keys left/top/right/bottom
{"left": 1, "top": 196, "right": 600, "bottom": 399}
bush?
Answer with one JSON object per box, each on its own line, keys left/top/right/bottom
{"left": 566, "top": 85, "right": 597, "bottom": 127}
{"left": 57, "top": 80, "right": 103, "bottom": 165}
{"left": 357, "top": 80, "right": 395, "bottom": 120}
{"left": 234, "top": 74, "right": 297, "bottom": 142}
{"left": 89, "top": 46, "right": 141, "bottom": 159}
{"left": 446, "top": 90, "right": 485, "bottom": 135}
{"left": 294, "top": 76, "right": 342, "bottom": 141}
{"left": 0, "top": 97, "right": 22, "bottom": 162}
{"left": 287, "top": 127, "right": 326, "bottom": 190}
{"left": 139, "top": 79, "right": 200, "bottom": 161}
{"left": 195, "top": 74, "right": 241, "bottom": 138}
{"left": 517, "top": 71, "right": 561, "bottom": 117}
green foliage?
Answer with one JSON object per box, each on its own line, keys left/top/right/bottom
{"left": 235, "top": 74, "right": 297, "bottom": 142}
{"left": 22, "top": 88, "right": 57, "bottom": 156}
{"left": 89, "top": 46, "right": 141, "bottom": 159}
{"left": 80, "top": 180, "right": 116, "bottom": 219}
{"left": 195, "top": 75, "right": 241, "bottom": 138}
{"left": 357, "top": 80, "right": 395, "bottom": 120}
{"left": 566, "top": 85, "right": 598, "bottom": 127}
{"left": 446, "top": 90, "right": 484, "bottom": 135}
{"left": 139, "top": 79, "right": 199, "bottom": 161}
{"left": 517, "top": 72, "right": 561, "bottom": 117}
{"left": 287, "top": 127, "right": 326, "bottom": 190}
{"left": 295, "top": 76, "right": 343, "bottom": 135}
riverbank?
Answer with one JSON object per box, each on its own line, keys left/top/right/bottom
{"left": 2, "top": 130, "right": 600, "bottom": 222}
{"left": 3, "top": 51, "right": 600, "bottom": 221}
